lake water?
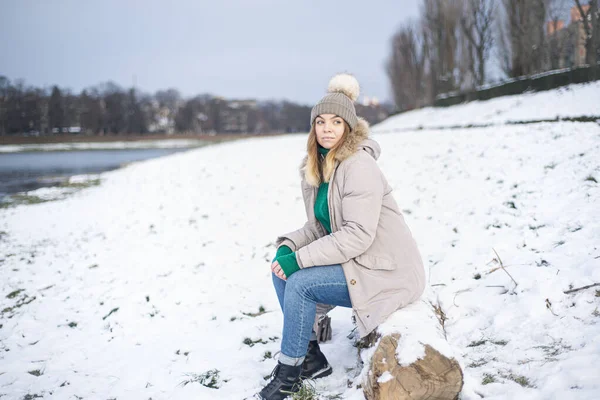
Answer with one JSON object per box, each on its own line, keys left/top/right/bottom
{"left": 0, "top": 148, "right": 190, "bottom": 200}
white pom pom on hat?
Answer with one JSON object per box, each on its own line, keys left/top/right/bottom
{"left": 327, "top": 73, "right": 360, "bottom": 102}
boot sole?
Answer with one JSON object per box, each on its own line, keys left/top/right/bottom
{"left": 302, "top": 364, "right": 333, "bottom": 380}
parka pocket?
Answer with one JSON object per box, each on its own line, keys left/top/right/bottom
{"left": 354, "top": 253, "right": 397, "bottom": 271}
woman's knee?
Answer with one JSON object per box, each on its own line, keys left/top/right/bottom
{"left": 285, "top": 268, "right": 311, "bottom": 294}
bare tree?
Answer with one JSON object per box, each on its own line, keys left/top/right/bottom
{"left": 421, "top": 0, "right": 462, "bottom": 101}
{"left": 48, "top": 86, "right": 64, "bottom": 134}
{"left": 0, "top": 76, "right": 8, "bottom": 136}
{"left": 498, "top": 0, "right": 548, "bottom": 77}
{"left": 460, "top": 0, "right": 496, "bottom": 86}
{"left": 574, "top": 0, "right": 599, "bottom": 66}
{"left": 386, "top": 21, "right": 426, "bottom": 111}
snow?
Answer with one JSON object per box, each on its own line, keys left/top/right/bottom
{"left": 0, "top": 139, "right": 209, "bottom": 153}
{"left": 375, "top": 81, "right": 600, "bottom": 132}
{"left": 377, "top": 371, "right": 393, "bottom": 384}
{"left": 378, "top": 299, "right": 456, "bottom": 367}
{"left": 1, "top": 82, "right": 599, "bottom": 399}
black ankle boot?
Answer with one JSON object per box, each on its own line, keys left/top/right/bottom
{"left": 257, "top": 362, "right": 302, "bottom": 400}
{"left": 301, "top": 340, "right": 332, "bottom": 379}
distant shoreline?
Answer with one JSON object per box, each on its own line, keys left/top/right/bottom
{"left": 0, "top": 132, "right": 281, "bottom": 146}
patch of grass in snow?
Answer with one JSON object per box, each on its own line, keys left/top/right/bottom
{"left": 468, "top": 339, "right": 508, "bottom": 348}
{"left": 467, "top": 340, "right": 487, "bottom": 348}
{"left": 584, "top": 175, "right": 597, "bottom": 183}
{"left": 284, "top": 379, "right": 318, "bottom": 400}
{"left": 473, "top": 273, "right": 482, "bottom": 280}
{"left": 263, "top": 351, "right": 272, "bottom": 360}
{"left": 0, "top": 178, "right": 101, "bottom": 209}
{"left": 22, "top": 395, "right": 43, "bottom": 400}
{"left": 2, "top": 293, "right": 36, "bottom": 317}
{"left": 27, "top": 369, "right": 42, "bottom": 377}
{"left": 534, "top": 338, "right": 572, "bottom": 360}
{"left": 243, "top": 337, "right": 268, "bottom": 347}
{"left": 179, "top": 369, "right": 222, "bottom": 389}
{"left": 528, "top": 224, "right": 546, "bottom": 231}
{"left": 0, "top": 194, "right": 46, "bottom": 208}
{"left": 481, "top": 374, "right": 496, "bottom": 385}
{"left": 595, "top": 290, "right": 600, "bottom": 298}
{"left": 6, "top": 289, "right": 24, "bottom": 299}
{"left": 61, "top": 178, "right": 101, "bottom": 189}
{"left": 242, "top": 305, "right": 267, "bottom": 317}
{"left": 467, "top": 358, "right": 490, "bottom": 368}
{"left": 504, "top": 373, "right": 534, "bottom": 388}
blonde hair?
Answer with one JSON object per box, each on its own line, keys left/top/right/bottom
{"left": 304, "top": 121, "right": 351, "bottom": 187}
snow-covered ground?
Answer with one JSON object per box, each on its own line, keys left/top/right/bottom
{"left": 0, "top": 139, "right": 211, "bottom": 153}
{"left": 1, "top": 83, "right": 599, "bottom": 399}
{"left": 374, "top": 81, "right": 600, "bottom": 132}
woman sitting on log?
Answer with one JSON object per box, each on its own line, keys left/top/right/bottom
{"left": 257, "top": 73, "right": 426, "bottom": 400}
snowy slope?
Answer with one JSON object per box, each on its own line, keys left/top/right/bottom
{"left": 1, "top": 87, "right": 599, "bottom": 399}
{"left": 374, "top": 81, "right": 600, "bottom": 132}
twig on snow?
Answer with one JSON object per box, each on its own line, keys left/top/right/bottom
{"left": 563, "top": 282, "right": 600, "bottom": 294}
{"left": 492, "top": 248, "right": 518, "bottom": 292}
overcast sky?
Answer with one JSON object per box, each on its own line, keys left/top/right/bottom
{"left": 0, "top": 0, "right": 421, "bottom": 105}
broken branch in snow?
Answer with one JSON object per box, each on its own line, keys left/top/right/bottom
{"left": 492, "top": 248, "right": 518, "bottom": 292}
{"left": 563, "top": 282, "right": 600, "bottom": 294}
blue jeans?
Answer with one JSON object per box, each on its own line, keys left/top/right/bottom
{"left": 271, "top": 264, "right": 352, "bottom": 365}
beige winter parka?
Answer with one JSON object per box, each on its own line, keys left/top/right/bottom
{"left": 276, "top": 118, "right": 426, "bottom": 338}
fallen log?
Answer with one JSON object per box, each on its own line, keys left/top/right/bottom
{"left": 358, "top": 299, "right": 464, "bottom": 400}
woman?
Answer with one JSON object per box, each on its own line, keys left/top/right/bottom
{"left": 257, "top": 74, "right": 426, "bottom": 400}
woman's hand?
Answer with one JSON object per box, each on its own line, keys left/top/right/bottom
{"left": 271, "top": 260, "right": 287, "bottom": 281}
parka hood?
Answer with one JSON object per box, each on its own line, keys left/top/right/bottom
{"left": 356, "top": 138, "right": 381, "bottom": 161}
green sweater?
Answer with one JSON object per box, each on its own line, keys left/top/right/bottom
{"left": 274, "top": 145, "right": 332, "bottom": 277}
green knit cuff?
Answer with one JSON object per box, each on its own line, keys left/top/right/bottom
{"left": 278, "top": 252, "right": 301, "bottom": 277}
{"left": 272, "top": 245, "right": 293, "bottom": 263}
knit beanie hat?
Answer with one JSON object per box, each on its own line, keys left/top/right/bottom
{"left": 311, "top": 73, "right": 360, "bottom": 130}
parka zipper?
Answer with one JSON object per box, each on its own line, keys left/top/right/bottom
{"left": 327, "top": 162, "right": 339, "bottom": 232}
{"left": 325, "top": 161, "right": 360, "bottom": 326}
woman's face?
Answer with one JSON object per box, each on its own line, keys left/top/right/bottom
{"left": 315, "top": 114, "right": 345, "bottom": 149}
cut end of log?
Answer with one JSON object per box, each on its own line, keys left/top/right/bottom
{"left": 363, "top": 333, "right": 464, "bottom": 400}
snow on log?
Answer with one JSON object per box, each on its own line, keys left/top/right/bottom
{"left": 358, "top": 299, "right": 463, "bottom": 400}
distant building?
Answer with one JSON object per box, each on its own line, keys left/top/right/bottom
{"left": 356, "top": 97, "right": 390, "bottom": 125}
{"left": 546, "top": 5, "right": 591, "bottom": 68}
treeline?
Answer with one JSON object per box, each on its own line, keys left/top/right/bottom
{"left": 387, "top": 0, "right": 600, "bottom": 112}
{"left": 0, "top": 77, "right": 392, "bottom": 137}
